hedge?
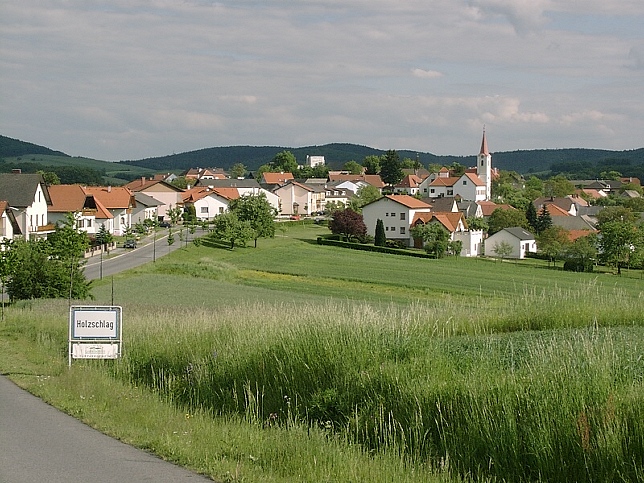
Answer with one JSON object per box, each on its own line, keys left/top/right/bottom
{"left": 317, "top": 237, "right": 433, "bottom": 258}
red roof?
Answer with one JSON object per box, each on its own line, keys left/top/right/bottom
{"left": 384, "top": 194, "right": 431, "bottom": 209}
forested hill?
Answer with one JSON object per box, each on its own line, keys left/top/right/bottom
{"left": 122, "top": 143, "right": 644, "bottom": 178}
{"left": 0, "top": 135, "right": 68, "bottom": 158}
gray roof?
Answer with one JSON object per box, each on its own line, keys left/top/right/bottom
{"left": 0, "top": 173, "right": 51, "bottom": 208}
{"left": 503, "top": 227, "right": 535, "bottom": 240}
{"left": 194, "top": 178, "right": 261, "bottom": 189}
{"left": 134, "top": 192, "right": 163, "bottom": 207}
{"left": 552, "top": 216, "right": 596, "bottom": 231}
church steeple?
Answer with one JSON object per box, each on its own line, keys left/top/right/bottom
{"left": 479, "top": 126, "right": 489, "bottom": 156}
{"left": 476, "top": 127, "right": 492, "bottom": 201}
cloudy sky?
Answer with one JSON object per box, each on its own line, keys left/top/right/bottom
{"left": 1, "top": 1, "right": 643, "bottom": 161}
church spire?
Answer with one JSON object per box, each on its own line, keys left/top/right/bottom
{"left": 479, "top": 126, "right": 489, "bottom": 156}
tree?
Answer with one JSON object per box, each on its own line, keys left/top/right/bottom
{"left": 596, "top": 206, "right": 636, "bottom": 225}
{"left": 328, "top": 208, "right": 367, "bottom": 241}
{"left": 8, "top": 215, "right": 91, "bottom": 301}
{"left": 374, "top": 219, "right": 386, "bottom": 247}
{"left": 411, "top": 223, "right": 449, "bottom": 258}
{"left": 37, "top": 170, "right": 60, "bottom": 185}
{"left": 170, "top": 176, "right": 189, "bottom": 189}
{"left": 362, "top": 155, "right": 381, "bottom": 175}
{"left": 466, "top": 217, "right": 488, "bottom": 232}
{"left": 0, "top": 239, "right": 16, "bottom": 319}
{"left": 448, "top": 240, "right": 463, "bottom": 257}
{"left": 95, "top": 224, "right": 113, "bottom": 247}
{"left": 544, "top": 174, "right": 574, "bottom": 198}
{"left": 493, "top": 240, "right": 514, "bottom": 260}
{"left": 210, "top": 212, "right": 254, "bottom": 249}
{"left": 230, "top": 163, "right": 247, "bottom": 179}
{"left": 379, "top": 150, "right": 404, "bottom": 186}
{"left": 535, "top": 206, "right": 553, "bottom": 235}
{"left": 537, "top": 226, "right": 570, "bottom": 267}
{"left": 525, "top": 202, "right": 538, "bottom": 234}
{"left": 449, "top": 162, "right": 466, "bottom": 177}
{"left": 348, "top": 185, "right": 381, "bottom": 212}
{"left": 564, "top": 233, "right": 598, "bottom": 272}
{"left": 487, "top": 208, "right": 529, "bottom": 235}
{"left": 167, "top": 206, "right": 183, "bottom": 225}
{"left": 228, "top": 193, "right": 276, "bottom": 247}
{"left": 598, "top": 219, "right": 639, "bottom": 275}
{"left": 343, "top": 160, "right": 363, "bottom": 175}
{"left": 270, "top": 150, "right": 298, "bottom": 174}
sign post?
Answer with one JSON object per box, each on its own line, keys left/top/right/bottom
{"left": 69, "top": 306, "right": 122, "bottom": 366}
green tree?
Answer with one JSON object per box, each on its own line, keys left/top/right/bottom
{"left": 270, "top": 150, "right": 298, "bottom": 174}
{"left": 343, "top": 160, "right": 363, "bottom": 175}
{"left": 492, "top": 240, "right": 514, "bottom": 260}
{"left": 379, "top": 150, "right": 404, "bottom": 186}
{"left": 448, "top": 239, "right": 463, "bottom": 257}
{"left": 598, "top": 219, "right": 639, "bottom": 275}
{"left": 170, "top": 176, "right": 189, "bottom": 190}
{"left": 228, "top": 193, "right": 276, "bottom": 248}
{"left": 37, "top": 170, "right": 61, "bottom": 185}
{"left": 95, "top": 224, "right": 113, "bottom": 247}
{"left": 167, "top": 228, "right": 175, "bottom": 247}
{"left": 230, "top": 163, "right": 247, "bottom": 179}
{"left": 525, "top": 202, "right": 538, "bottom": 233}
{"left": 449, "top": 162, "right": 466, "bottom": 177}
{"left": 466, "top": 217, "right": 488, "bottom": 232}
{"left": 411, "top": 222, "right": 449, "bottom": 258}
{"left": 537, "top": 226, "right": 570, "bottom": 267}
{"left": 524, "top": 176, "right": 544, "bottom": 200}
{"left": 8, "top": 215, "right": 91, "bottom": 301}
{"left": 487, "top": 208, "right": 529, "bottom": 235}
{"left": 564, "top": 233, "right": 598, "bottom": 272}
{"left": 167, "top": 206, "right": 183, "bottom": 225}
{"left": 211, "top": 212, "right": 254, "bottom": 249}
{"left": 544, "top": 174, "right": 574, "bottom": 198}
{"left": 536, "top": 206, "right": 553, "bottom": 235}
{"left": 596, "top": 205, "right": 636, "bottom": 225}
{"left": 328, "top": 208, "right": 367, "bottom": 241}
{"left": 362, "top": 155, "right": 381, "bottom": 175}
{"left": 348, "top": 185, "right": 381, "bottom": 212}
{"left": 374, "top": 219, "right": 386, "bottom": 247}
{"left": 0, "top": 239, "right": 16, "bottom": 319}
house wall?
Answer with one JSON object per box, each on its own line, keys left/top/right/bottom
{"left": 484, "top": 231, "right": 536, "bottom": 259}
{"left": 0, "top": 212, "right": 14, "bottom": 241}
{"left": 454, "top": 230, "right": 484, "bottom": 257}
{"left": 140, "top": 187, "right": 182, "bottom": 219}
{"left": 20, "top": 183, "right": 49, "bottom": 239}
{"left": 275, "top": 186, "right": 312, "bottom": 216}
{"left": 362, "top": 198, "right": 430, "bottom": 245}
{"left": 193, "top": 196, "right": 229, "bottom": 221}
{"left": 131, "top": 206, "right": 158, "bottom": 225}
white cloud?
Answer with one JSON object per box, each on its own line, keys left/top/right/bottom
{"left": 412, "top": 69, "right": 443, "bottom": 79}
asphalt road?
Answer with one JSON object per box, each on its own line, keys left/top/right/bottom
{"left": 1, "top": 228, "right": 215, "bottom": 483}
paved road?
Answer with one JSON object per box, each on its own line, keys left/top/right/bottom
{"left": 1, "top": 228, "right": 215, "bottom": 483}
{"left": 0, "top": 377, "right": 213, "bottom": 482}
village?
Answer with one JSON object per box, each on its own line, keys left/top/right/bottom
{"left": 1, "top": 131, "right": 641, "bottom": 266}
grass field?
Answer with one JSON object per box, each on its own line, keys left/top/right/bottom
{"left": 1, "top": 223, "right": 643, "bottom": 482}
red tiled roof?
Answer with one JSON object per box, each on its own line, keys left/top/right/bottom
{"left": 396, "top": 174, "right": 422, "bottom": 189}
{"left": 384, "top": 194, "right": 431, "bottom": 209}
{"left": 262, "top": 172, "right": 294, "bottom": 184}
{"left": 83, "top": 186, "right": 135, "bottom": 209}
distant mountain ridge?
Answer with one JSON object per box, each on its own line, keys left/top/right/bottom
{"left": 3, "top": 134, "right": 644, "bottom": 179}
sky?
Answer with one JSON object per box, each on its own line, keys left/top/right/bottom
{"left": 1, "top": 1, "right": 643, "bottom": 162}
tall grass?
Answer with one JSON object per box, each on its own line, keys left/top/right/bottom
{"left": 100, "top": 295, "right": 644, "bottom": 482}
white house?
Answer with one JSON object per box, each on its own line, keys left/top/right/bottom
{"left": 83, "top": 186, "right": 135, "bottom": 236}
{"left": 410, "top": 211, "right": 483, "bottom": 257}
{"left": 0, "top": 172, "right": 53, "bottom": 240}
{"left": 306, "top": 155, "right": 325, "bottom": 168}
{"left": 132, "top": 192, "right": 162, "bottom": 225}
{"left": 182, "top": 187, "right": 237, "bottom": 220}
{"left": 124, "top": 178, "right": 184, "bottom": 221}
{"left": 197, "top": 179, "right": 280, "bottom": 212}
{"left": 419, "top": 171, "right": 487, "bottom": 201}
{"left": 0, "top": 201, "right": 20, "bottom": 242}
{"left": 274, "top": 181, "right": 324, "bottom": 216}
{"left": 362, "top": 195, "right": 432, "bottom": 245}
{"left": 484, "top": 227, "right": 537, "bottom": 259}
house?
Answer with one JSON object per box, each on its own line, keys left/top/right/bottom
{"left": 181, "top": 186, "right": 239, "bottom": 220}
{"left": 477, "top": 200, "right": 516, "bottom": 218}
{"left": 132, "top": 192, "right": 162, "bottom": 225}
{"left": 393, "top": 174, "right": 423, "bottom": 196}
{"left": 184, "top": 167, "right": 228, "bottom": 181}
{"left": 0, "top": 172, "right": 53, "bottom": 240}
{"left": 273, "top": 181, "right": 324, "bottom": 216}
{"left": 0, "top": 201, "right": 20, "bottom": 242}
{"left": 82, "top": 186, "right": 136, "bottom": 236}
{"left": 327, "top": 173, "right": 385, "bottom": 191}
{"left": 260, "top": 172, "right": 294, "bottom": 191}
{"left": 48, "top": 184, "right": 113, "bottom": 235}
{"left": 362, "top": 195, "right": 431, "bottom": 245}
{"left": 484, "top": 227, "right": 537, "bottom": 259}
{"left": 193, "top": 179, "right": 280, "bottom": 212}
{"left": 419, "top": 172, "right": 487, "bottom": 201}
{"left": 306, "top": 155, "right": 325, "bottom": 168}
{"left": 123, "top": 177, "right": 184, "bottom": 221}
{"left": 411, "top": 211, "right": 483, "bottom": 256}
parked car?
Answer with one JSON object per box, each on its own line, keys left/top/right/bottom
{"left": 123, "top": 239, "right": 137, "bottom": 249}
{"left": 158, "top": 221, "right": 171, "bottom": 228}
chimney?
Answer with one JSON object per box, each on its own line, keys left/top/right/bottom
{"left": 108, "top": 186, "right": 111, "bottom": 193}
{"left": 141, "top": 176, "right": 146, "bottom": 186}
{"left": 11, "top": 168, "right": 21, "bottom": 174}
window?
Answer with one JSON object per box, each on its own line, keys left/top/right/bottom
{"left": 385, "top": 212, "right": 389, "bottom": 217}
{"left": 400, "top": 227, "right": 406, "bottom": 234}
{"left": 430, "top": 189, "right": 435, "bottom": 194}
{"left": 400, "top": 213, "right": 405, "bottom": 220}
{"left": 463, "top": 180, "right": 467, "bottom": 185}
{"left": 385, "top": 226, "right": 389, "bottom": 231}
{"left": 423, "top": 188, "right": 427, "bottom": 193}
{"left": 218, "top": 207, "right": 224, "bottom": 214}
{"left": 87, "top": 219, "right": 92, "bottom": 227}
{"left": 447, "top": 189, "right": 453, "bottom": 196}
{"left": 391, "top": 212, "right": 395, "bottom": 217}
{"left": 200, "top": 207, "right": 209, "bottom": 214}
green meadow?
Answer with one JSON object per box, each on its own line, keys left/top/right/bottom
{"left": 1, "top": 223, "right": 643, "bottom": 482}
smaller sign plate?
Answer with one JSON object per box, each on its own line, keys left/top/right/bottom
{"left": 72, "top": 343, "right": 120, "bottom": 359}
